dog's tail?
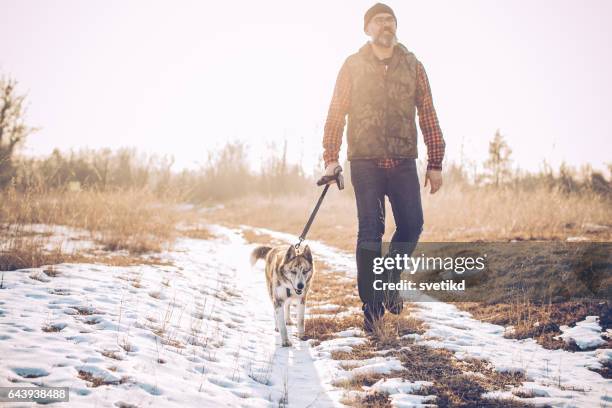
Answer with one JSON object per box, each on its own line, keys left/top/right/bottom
{"left": 250, "top": 245, "right": 273, "bottom": 266}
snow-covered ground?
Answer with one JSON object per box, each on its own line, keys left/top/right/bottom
{"left": 557, "top": 316, "right": 609, "bottom": 350}
{"left": 0, "top": 225, "right": 348, "bottom": 407}
{"left": 0, "top": 223, "right": 99, "bottom": 254}
{"left": 1, "top": 224, "right": 610, "bottom": 407}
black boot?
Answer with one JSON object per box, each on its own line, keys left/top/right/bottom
{"left": 362, "top": 302, "right": 384, "bottom": 335}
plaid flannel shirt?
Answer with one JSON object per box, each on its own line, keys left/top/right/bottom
{"left": 323, "top": 54, "right": 445, "bottom": 171}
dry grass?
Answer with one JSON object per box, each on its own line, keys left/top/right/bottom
{"left": 0, "top": 187, "right": 191, "bottom": 254}
{"left": 240, "top": 229, "right": 286, "bottom": 247}
{"left": 421, "top": 184, "right": 611, "bottom": 241}
{"left": 203, "top": 186, "right": 611, "bottom": 250}
{"left": 180, "top": 227, "right": 216, "bottom": 240}
{"left": 367, "top": 312, "right": 425, "bottom": 349}
{"left": 4, "top": 172, "right": 607, "bottom": 261}
{"left": 399, "top": 346, "right": 525, "bottom": 387}
{"left": 346, "top": 391, "right": 391, "bottom": 408}
{"left": 304, "top": 315, "right": 364, "bottom": 344}
{"left": 0, "top": 237, "right": 88, "bottom": 271}
{"left": 335, "top": 370, "right": 398, "bottom": 391}
{"left": 0, "top": 187, "right": 203, "bottom": 271}
{"left": 331, "top": 344, "right": 378, "bottom": 361}
{"left": 307, "top": 268, "right": 361, "bottom": 310}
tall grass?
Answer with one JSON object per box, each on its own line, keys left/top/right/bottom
{"left": 202, "top": 181, "right": 611, "bottom": 252}
{"left": 0, "top": 235, "right": 69, "bottom": 271}
{"left": 0, "top": 187, "right": 185, "bottom": 254}
{"left": 421, "top": 183, "right": 611, "bottom": 241}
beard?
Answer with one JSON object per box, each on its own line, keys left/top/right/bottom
{"left": 373, "top": 28, "right": 396, "bottom": 48}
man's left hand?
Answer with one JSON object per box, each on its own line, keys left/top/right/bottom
{"left": 424, "top": 170, "right": 443, "bottom": 194}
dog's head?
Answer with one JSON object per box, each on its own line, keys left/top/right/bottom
{"left": 280, "top": 245, "right": 313, "bottom": 296}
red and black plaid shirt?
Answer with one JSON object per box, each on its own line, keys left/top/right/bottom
{"left": 323, "top": 46, "right": 445, "bottom": 171}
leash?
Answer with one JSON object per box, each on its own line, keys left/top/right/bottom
{"left": 294, "top": 166, "right": 344, "bottom": 250}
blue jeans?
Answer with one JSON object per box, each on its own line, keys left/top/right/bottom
{"left": 350, "top": 159, "right": 424, "bottom": 304}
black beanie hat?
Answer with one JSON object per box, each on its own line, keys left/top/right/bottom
{"left": 364, "top": 3, "right": 396, "bottom": 31}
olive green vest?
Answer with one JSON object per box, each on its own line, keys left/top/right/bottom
{"left": 346, "top": 43, "right": 418, "bottom": 161}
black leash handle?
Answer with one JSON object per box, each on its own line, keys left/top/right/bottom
{"left": 316, "top": 166, "right": 345, "bottom": 190}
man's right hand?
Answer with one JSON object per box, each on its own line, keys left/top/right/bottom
{"left": 323, "top": 162, "right": 342, "bottom": 185}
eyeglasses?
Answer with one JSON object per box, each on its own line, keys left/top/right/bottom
{"left": 372, "top": 16, "right": 395, "bottom": 26}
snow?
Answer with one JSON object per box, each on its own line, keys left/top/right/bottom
{"left": 314, "top": 336, "right": 369, "bottom": 357}
{"left": 0, "top": 223, "right": 99, "bottom": 253}
{"left": 335, "top": 357, "right": 404, "bottom": 382}
{"left": 365, "top": 377, "right": 433, "bottom": 394}
{"left": 0, "top": 225, "right": 342, "bottom": 407}
{"left": 335, "top": 328, "right": 364, "bottom": 338}
{"left": 566, "top": 236, "right": 590, "bottom": 242}
{"left": 557, "top": 316, "right": 607, "bottom": 350}
{"left": 1, "top": 222, "right": 610, "bottom": 407}
{"left": 389, "top": 393, "right": 437, "bottom": 408}
{"left": 311, "top": 304, "right": 342, "bottom": 312}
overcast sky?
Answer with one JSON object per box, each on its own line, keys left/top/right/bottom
{"left": 1, "top": 0, "right": 610, "bottom": 174}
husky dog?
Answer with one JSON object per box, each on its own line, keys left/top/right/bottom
{"left": 251, "top": 244, "right": 314, "bottom": 347}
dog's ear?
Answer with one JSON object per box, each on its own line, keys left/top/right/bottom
{"left": 284, "top": 245, "right": 297, "bottom": 263}
{"left": 301, "top": 245, "right": 312, "bottom": 264}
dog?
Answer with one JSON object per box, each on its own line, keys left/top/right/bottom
{"left": 250, "top": 244, "right": 314, "bottom": 347}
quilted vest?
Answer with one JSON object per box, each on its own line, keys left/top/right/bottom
{"left": 345, "top": 43, "right": 418, "bottom": 160}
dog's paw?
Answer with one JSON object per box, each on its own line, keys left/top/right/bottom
{"left": 281, "top": 339, "right": 292, "bottom": 347}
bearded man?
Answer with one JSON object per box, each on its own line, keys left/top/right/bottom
{"left": 321, "top": 3, "right": 446, "bottom": 333}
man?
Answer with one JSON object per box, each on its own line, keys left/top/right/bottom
{"left": 322, "top": 3, "right": 445, "bottom": 333}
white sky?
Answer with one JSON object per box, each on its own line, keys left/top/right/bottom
{"left": 1, "top": 0, "right": 610, "bottom": 175}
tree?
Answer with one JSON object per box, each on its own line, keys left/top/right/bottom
{"left": 0, "top": 77, "right": 36, "bottom": 188}
{"left": 484, "top": 129, "right": 512, "bottom": 187}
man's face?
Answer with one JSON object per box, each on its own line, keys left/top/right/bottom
{"left": 366, "top": 12, "right": 397, "bottom": 48}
